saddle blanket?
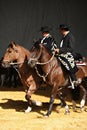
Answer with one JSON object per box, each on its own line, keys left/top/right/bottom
{"left": 76, "top": 61, "right": 87, "bottom": 66}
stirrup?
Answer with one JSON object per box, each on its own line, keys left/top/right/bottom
{"left": 73, "top": 78, "right": 82, "bottom": 85}
{"left": 71, "top": 82, "right": 75, "bottom": 89}
{"left": 68, "top": 82, "right": 75, "bottom": 89}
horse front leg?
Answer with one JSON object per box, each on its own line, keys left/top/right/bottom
{"left": 57, "top": 92, "right": 70, "bottom": 114}
{"left": 25, "top": 89, "right": 32, "bottom": 113}
{"left": 45, "top": 85, "right": 58, "bottom": 117}
{"left": 45, "top": 95, "right": 54, "bottom": 117}
{"left": 25, "top": 86, "right": 42, "bottom": 113}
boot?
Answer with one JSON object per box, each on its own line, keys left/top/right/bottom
{"left": 69, "top": 73, "right": 81, "bottom": 89}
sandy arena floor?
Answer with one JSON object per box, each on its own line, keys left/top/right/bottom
{"left": 0, "top": 86, "right": 87, "bottom": 130}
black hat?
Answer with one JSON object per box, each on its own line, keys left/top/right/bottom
{"left": 59, "top": 24, "right": 70, "bottom": 31}
{"left": 40, "top": 26, "right": 51, "bottom": 33}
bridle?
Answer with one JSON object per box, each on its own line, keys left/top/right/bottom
{"left": 30, "top": 44, "right": 55, "bottom": 65}
{"left": 2, "top": 48, "right": 28, "bottom": 81}
{"left": 29, "top": 44, "right": 55, "bottom": 81}
{"left": 2, "top": 47, "right": 25, "bottom": 66}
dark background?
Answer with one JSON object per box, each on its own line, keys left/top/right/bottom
{"left": 0, "top": 0, "right": 87, "bottom": 58}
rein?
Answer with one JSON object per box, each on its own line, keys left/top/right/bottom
{"left": 35, "top": 66, "right": 49, "bottom": 82}
{"left": 36, "top": 52, "right": 55, "bottom": 65}
{"left": 35, "top": 53, "right": 55, "bottom": 81}
{"left": 3, "top": 60, "right": 25, "bottom": 65}
{"left": 30, "top": 44, "right": 55, "bottom": 81}
{"left": 10, "top": 61, "right": 24, "bottom": 65}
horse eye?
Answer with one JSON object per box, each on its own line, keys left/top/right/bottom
{"left": 8, "top": 50, "right": 12, "bottom": 53}
{"left": 15, "top": 49, "right": 18, "bottom": 53}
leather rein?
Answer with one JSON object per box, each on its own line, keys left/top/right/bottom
{"left": 29, "top": 45, "right": 55, "bottom": 81}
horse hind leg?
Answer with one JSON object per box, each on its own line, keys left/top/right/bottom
{"left": 71, "top": 87, "right": 80, "bottom": 112}
{"left": 79, "top": 85, "right": 87, "bottom": 112}
{"left": 45, "top": 84, "right": 70, "bottom": 117}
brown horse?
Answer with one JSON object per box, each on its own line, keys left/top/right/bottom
{"left": 2, "top": 41, "right": 45, "bottom": 113}
{"left": 28, "top": 42, "right": 87, "bottom": 116}
{"left": 1, "top": 41, "right": 75, "bottom": 115}
{"left": 2, "top": 41, "right": 87, "bottom": 116}
{"left": 2, "top": 41, "right": 73, "bottom": 115}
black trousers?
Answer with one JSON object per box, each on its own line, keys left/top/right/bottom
{"left": 69, "top": 72, "right": 77, "bottom": 81}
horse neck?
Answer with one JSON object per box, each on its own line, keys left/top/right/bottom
{"left": 39, "top": 46, "right": 61, "bottom": 70}
{"left": 17, "top": 46, "right": 30, "bottom": 69}
{"left": 40, "top": 47, "right": 52, "bottom": 62}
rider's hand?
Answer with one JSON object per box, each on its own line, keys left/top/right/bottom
{"left": 54, "top": 48, "right": 59, "bottom": 53}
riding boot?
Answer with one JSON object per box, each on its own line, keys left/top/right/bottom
{"left": 69, "top": 73, "right": 79, "bottom": 89}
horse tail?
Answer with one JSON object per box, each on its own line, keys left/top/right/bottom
{"left": 81, "top": 77, "right": 87, "bottom": 90}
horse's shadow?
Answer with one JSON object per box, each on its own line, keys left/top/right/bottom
{"left": 0, "top": 98, "right": 86, "bottom": 116}
{"left": 0, "top": 98, "right": 27, "bottom": 112}
{"left": 0, "top": 98, "right": 60, "bottom": 115}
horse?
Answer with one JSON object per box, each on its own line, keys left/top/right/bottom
{"left": 2, "top": 41, "right": 74, "bottom": 115}
{"left": 1, "top": 41, "right": 74, "bottom": 115}
{"left": 2, "top": 41, "right": 87, "bottom": 116}
{"left": 2, "top": 41, "right": 46, "bottom": 113}
{"left": 28, "top": 41, "right": 87, "bottom": 116}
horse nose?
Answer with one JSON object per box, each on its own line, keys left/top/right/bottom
{"left": 2, "top": 60, "right": 10, "bottom": 68}
{"left": 2, "top": 62, "right": 6, "bottom": 67}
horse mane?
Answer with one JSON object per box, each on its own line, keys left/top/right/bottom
{"left": 33, "top": 40, "right": 41, "bottom": 49}
{"left": 33, "top": 40, "right": 52, "bottom": 56}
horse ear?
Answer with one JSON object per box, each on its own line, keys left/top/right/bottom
{"left": 10, "top": 41, "right": 16, "bottom": 48}
{"left": 11, "top": 41, "right": 16, "bottom": 45}
{"left": 8, "top": 41, "right": 17, "bottom": 51}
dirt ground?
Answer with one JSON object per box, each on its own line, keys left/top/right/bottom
{"left": 0, "top": 86, "right": 87, "bottom": 130}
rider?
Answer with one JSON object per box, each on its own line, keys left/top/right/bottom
{"left": 39, "top": 25, "right": 80, "bottom": 89}
{"left": 39, "top": 26, "right": 58, "bottom": 53}
{"left": 55, "top": 24, "right": 81, "bottom": 89}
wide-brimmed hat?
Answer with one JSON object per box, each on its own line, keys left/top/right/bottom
{"left": 59, "top": 24, "right": 70, "bottom": 30}
{"left": 40, "top": 26, "right": 52, "bottom": 33}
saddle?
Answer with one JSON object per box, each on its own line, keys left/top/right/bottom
{"left": 75, "top": 57, "right": 87, "bottom": 66}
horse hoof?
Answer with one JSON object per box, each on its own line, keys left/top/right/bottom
{"left": 64, "top": 111, "right": 70, "bottom": 115}
{"left": 44, "top": 115, "right": 49, "bottom": 118}
{"left": 25, "top": 106, "right": 32, "bottom": 113}
{"left": 35, "top": 101, "right": 42, "bottom": 106}
{"left": 81, "top": 107, "right": 85, "bottom": 112}
{"left": 32, "top": 100, "right": 42, "bottom": 106}
{"left": 44, "top": 113, "right": 49, "bottom": 118}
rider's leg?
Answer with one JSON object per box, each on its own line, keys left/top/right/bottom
{"left": 69, "top": 72, "right": 78, "bottom": 89}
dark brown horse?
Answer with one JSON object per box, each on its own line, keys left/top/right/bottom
{"left": 28, "top": 42, "right": 87, "bottom": 116}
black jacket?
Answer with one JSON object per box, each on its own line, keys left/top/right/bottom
{"left": 41, "top": 34, "right": 57, "bottom": 53}
{"left": 59, "top": 32, "right": 83, "bottom": 60}
{"left": 59, "top": 32, "right": 75, "bottom": 54}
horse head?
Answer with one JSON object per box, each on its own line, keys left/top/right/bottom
{"left": 28, "top": 41, "right": 54, "bottom": 69}
{"left": 2, "top": 41, "right": 20, "bottom": 68}
{"left": 28, "top": 41, "right": 42, "bottom": 67}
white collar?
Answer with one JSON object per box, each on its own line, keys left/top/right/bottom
{"left": 64, "top": 31, "right": 70, "bottom": 37}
